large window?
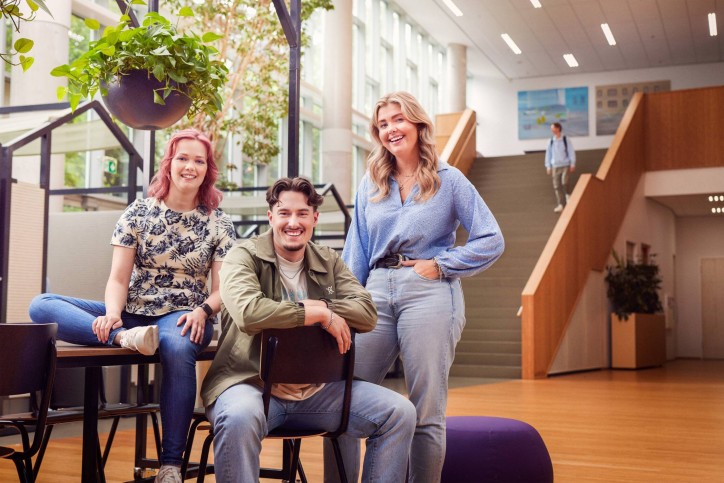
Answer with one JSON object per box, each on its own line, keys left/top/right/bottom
{"left": 352, "top": 0, "right": 446, "bottom": 118}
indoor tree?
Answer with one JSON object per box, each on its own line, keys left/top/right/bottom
{"left": 165, "top": 0, "right": 333, "bottom": 182}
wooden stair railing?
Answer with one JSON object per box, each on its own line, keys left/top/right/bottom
{"left": 521, "top": 85, "right": 724, "bottom": 379}
{"left": 435, "top": 109, "right": 476, "bottom": 176}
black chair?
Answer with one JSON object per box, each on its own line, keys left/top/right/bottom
{"left": 182, "top": 326, "right": 355, "bottom": 483}
{"left": 0, "top": 322, "right": 58, "bottom": 482}
{"left": 30, "top": 366, "right": 162, "bottom": 478}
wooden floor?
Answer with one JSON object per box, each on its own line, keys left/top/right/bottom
{"left": 2, "top": 359, "right": 724, "bottom": 482}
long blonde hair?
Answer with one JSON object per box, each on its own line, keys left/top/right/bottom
{"left": 367, "top": 91, "right": 441, "bottom": 202}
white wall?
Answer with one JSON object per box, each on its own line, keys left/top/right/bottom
{"left": 469, "top": 62, "right": 724, "bottom": 157}
{"left": 675, "top": 217, "right": 724, "bottom": 358}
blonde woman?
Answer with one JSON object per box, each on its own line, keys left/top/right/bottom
{"left": 327, "top": 92, "right": 505, "bottom": 482}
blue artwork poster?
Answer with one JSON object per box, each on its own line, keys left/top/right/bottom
{"left": 518, "top": 86, "right": 589, "bottom": 139}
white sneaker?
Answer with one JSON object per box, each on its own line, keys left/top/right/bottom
{"left": 155, "top": 465, "right": 182, "bottom": 483}
{"left": 553, "top": 204, "right": 563, "bottom": 213}
{"left": 119, "top": 325, "right": 159, "bottom": 355}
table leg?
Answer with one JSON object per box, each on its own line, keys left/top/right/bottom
{"left": 83, "top": 366, "right": 104, "bottom": 483}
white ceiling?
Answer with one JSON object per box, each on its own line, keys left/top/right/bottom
{"left": 395, "top": 0, "right": 724, "bottom": 80}
{"left": 394, "top": 0, "right": 724, "bottom": 217}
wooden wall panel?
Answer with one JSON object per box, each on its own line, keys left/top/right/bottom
{"left": 645, "top": 87, "right": 724, "bottom": 171}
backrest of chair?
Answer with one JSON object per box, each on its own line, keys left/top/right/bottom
{"left": 0, "top": 323, "right": 57, "bottom": 399}
{"left": 260, "top": 326, "right": 354, "bottom": 385}
{"left": 259, "top": 326, "right": 355, "bottom": 435}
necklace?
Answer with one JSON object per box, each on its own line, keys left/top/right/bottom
{"left": 279, "top": 264, "right": 305, "bottom": 279}
{"left": 395, "top": 174, "right": 416, "bottom": 192}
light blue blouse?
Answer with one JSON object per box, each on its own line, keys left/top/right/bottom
{"left": 342, "top": 162, "right": 505, "bottom": 286}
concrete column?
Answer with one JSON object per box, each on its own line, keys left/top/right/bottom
{"left": 10, "top": 0, "right": 71, "bottom": 212}
{"left": 321, "top": 0, "right": 353, "bottom": 203}
{"left": 447, "top": 43, "right": 467, "bottom": 112}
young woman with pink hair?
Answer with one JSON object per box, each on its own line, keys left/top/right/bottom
{"left": 29, "top": 129, "right": 236, "bottom": 482}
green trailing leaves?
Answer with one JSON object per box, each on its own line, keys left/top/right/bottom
{"left": 50, "top": 2, "right": 228, "bottom": 121}
{"left": 0, "top": 0, "right": 53, "bottom": 70}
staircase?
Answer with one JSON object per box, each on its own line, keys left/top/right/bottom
{"left": 451, "top": 149, "right": 606, "bottom": 379}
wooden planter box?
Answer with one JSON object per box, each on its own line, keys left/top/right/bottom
{"left": 611, "top": 313, "right": 666, "bottom": 369}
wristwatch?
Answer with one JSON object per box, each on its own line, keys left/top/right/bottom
{"left": 200, "top": 303, "right": 213, "bottom": 317}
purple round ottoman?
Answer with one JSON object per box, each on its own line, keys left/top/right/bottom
{"left": 441, "top": 416, "right": 554, "bottom": 483}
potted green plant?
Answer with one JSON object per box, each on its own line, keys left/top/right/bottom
{"left": 605, "top": 250, "right": 665, "bottom": 369}
{"left": 50, "top": 3, "right": 228, "bottom": 130}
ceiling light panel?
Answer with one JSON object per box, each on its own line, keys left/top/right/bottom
{"left": 442, "top": 0, "right": 463, "bottom": 17}
{"left": 530, "top": 0, "right": 542, "bottom": 8}
{"left": 501, "top": 33, "right": 522, "bottom": 54}
{"left": 709, "top": 13, "right": 717, "bottom": 36}
{"left": 563, "top": 53, "right": 579, "bottom": 67}
{"left": 601, "top": 23, "right": 616, "bottom": 45}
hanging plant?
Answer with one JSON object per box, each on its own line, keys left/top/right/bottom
{"left": 50, "top": 2, "right": 228, "bottom": 125}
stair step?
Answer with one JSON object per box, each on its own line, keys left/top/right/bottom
{"left": 461, "top": 328, "right": 520, "bottom": 341}
{"left": 449, "top": 364, "right": 521, "bottom": 379}
{"left": 454, "top": 149, "right": 604, "bottom": 380}
{"left": 454, "top": 351, "right": 521, "bottom": 366}
{"left": 457, "top": 340, "right": 521, "bottom": 354}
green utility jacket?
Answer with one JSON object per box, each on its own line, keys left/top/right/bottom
{"left": 201, "top": 229, "right": 377, "bottom": 407}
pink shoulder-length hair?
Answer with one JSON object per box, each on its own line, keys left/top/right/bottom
{"left": 147, "top": 129, "right": 223, "bottom": 211}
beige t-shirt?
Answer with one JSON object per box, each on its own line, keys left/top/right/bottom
{"left": 272, "top": 254, "right": 324, "bottom": 401}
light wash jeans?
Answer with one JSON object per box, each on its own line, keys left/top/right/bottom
{"left": 325, "top": 266, "right": 466, "bottom": 483}
{"left": 28, "top": 293, "right": 214, "bottom": 466}
{"left": 551, "top": 165, "right": 571, "bottom": 207}
{"left": 207, "top": 379, "right": 416, "bottom": 483}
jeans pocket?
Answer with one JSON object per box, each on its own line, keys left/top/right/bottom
{"left": 411, "top": 266, "right": 438, "bottom": 282}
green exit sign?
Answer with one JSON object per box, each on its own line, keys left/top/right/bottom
{"left": 104, "top": 157, "right": 118, "bottom": 174}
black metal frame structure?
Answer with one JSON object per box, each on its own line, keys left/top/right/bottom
{"left": 0, "top": 100, "right": 142, "bottom": 323}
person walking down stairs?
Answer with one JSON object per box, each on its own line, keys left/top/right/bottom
{"left": 544, "top": 122, "right": 576, "bottom": 213}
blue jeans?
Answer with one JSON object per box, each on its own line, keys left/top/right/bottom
{"left": 207, "top": 380, "right": 416, "bottom": 483}
{"left": 28, "top": 293, "right": 214, "bottom": 466}
{"left": 325, "top": 267, "right": 466, "bottom": 483}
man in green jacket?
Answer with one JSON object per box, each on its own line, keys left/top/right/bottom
{"left": 201, "top": 177, "right": 416, "bottom": 483}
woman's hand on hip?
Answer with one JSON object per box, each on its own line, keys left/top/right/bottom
{"left": 178, "top": 308, "right": 208, "bottom": 344}
{"left": 93, "top": 315, "right": 123, "bottom": 344}
{"left": 402, "top": 258, "right": 439, "bottom": 280}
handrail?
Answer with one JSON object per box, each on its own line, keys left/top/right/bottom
{"left": 521, "top": 85, "right": 724, "bottom": 379}
{"left": 438, "top": 109, "right": 477, "bottom": 176}
{"left": 0, "top": 100, "right": 142, "bottom": 323}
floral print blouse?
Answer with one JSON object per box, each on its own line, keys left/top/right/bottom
{"left": 111, "top": 197, "right": 236, "bottom": 316}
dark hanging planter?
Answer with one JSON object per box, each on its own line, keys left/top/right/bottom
{"left": 102, "top": 69, "right": 192, "bottom": 130}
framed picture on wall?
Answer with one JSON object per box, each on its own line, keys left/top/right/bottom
{"left": 517, "top": 86, "right": 589, "bottom": 139}
{"left": 596, "top": 80, "right": 671, "bottom": 135}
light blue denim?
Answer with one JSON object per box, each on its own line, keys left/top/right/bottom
{"left": 325, "top": 266, "right": 465, "bottom": 483}
{"left": 207, "top": 378, "right": 416, "bottom": 483}
{"left": 28, "top": 293, "right": 214, "bottom": 466}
